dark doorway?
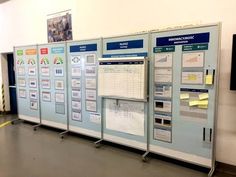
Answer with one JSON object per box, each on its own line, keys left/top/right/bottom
{"left": 7, "top": 53, "right": 17, "bottom": 114}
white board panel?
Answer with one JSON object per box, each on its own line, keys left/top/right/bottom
{"left": 105, "top": 99, "right": 145, "bottom": 136}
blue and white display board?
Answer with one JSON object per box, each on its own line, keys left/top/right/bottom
{"left": 15, "top": 45, "right": 40, "bottom": 123}
{"left": 98, "top": 33, "right": 149, "bottom": 150}
{"left": 149, "top": 24, "right": 220, "bottom": 168}
{"left": 38, "top": 42, "right": 67, "bottom": 129}
{"left": 67, "top": 39, "right": 102, "bottom": 138}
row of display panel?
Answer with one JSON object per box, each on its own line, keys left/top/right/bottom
{"left": 14, "top": 24, "right": 220, "bottom": 172}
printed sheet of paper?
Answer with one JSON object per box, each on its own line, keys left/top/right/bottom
{"left": 86, "top": 89, "right": 97, "bottom": 101}
{"left": 86, "top": 100, "right": 96, "bottom": 112}
{"left": 154, "top": 128, "right": 171, "bottom": 142}
{"left": 89, "top": 113, "right": 101, "bottom": 124}
{"left": 105, "top": 99, "right": 144, "bottom": 136}
{"left": 55, "top": 93, "right": 64, "bottom": 103}
{"left": 182, "top": 52, "right": 204, "bottom": 68}
{"left": 155, "top": 53, "right": 173, "bottom": 67}
{"left": 98, "top": 58, "right": 146, "bottom": 99}
{"left": 85, "top": 78, "right": 96, "bottom": 89}
{"left": 155, "top": 68, "right": 172, "bottom": 83}
{"left": 182, "top": 71, "right": 203, "bottom": 84}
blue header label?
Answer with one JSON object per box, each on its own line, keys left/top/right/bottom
{"left": 107, "top": 39, "right": 143, "bottom": 50}
{"left": 70, "top": 44, "right": 97, "bottom": 52}
{"left": 51, "top": 47, "right": 64, "bottom": 54}
{"left": 156, "top": 32, "right": 210, "bottom": 46}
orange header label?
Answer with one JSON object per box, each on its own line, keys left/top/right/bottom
{"left": 25, "top": 49, "right": 37, "bottom": 55}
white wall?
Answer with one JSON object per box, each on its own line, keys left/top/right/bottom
{"left": 0, "top": 0, "right": 236, "bottom": 165}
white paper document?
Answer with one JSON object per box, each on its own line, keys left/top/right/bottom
{"left": 155, "top": 68, "right": 172, "bottom": 83}
{"left": 86, "top": 89, "right": 97, "bottom": 100}
{"left": 72, "top": 101, "right": 81, "bottom": 110}
{"left": 89, "top": 113, "right": 101, "bottom": 124}
{"left": 72, "top": 111, "right": 82, "bottom": 121}
{"left": 55, "top": 93, "right": 65, "bottom": 103}
{"left": 182, "top": 71, "right": 203, "bottom": 84}
{"left": 71, "top": 55, "right": 81, "bottom": 65}
{"left": 98, "top": 57, "right": 146, "bottom": 99}
{"left": 105, "top": 99, "right": 145, "bottom": 136}
{"left": 85, "top": 78, "right": 96, "bottom": 89}
{"left": 71, "top": 67, "right": 81, "bottom": 77}
{"left": 71, "top": 79, "right": 81, "bottom": 88}
{"left": 155, "top": 53, "right": 173, "bottom": 67}
{"left": 154, "top": 128, "right": 171, "bottom": 142}
{"left": 86, "top": 100, "right": 96, "bottom": 112}
{"left": 182, "top": 52, "right": 204, "bottom": 68}
{"left": 72, "top": 90, "right": 81, "bottom": 99}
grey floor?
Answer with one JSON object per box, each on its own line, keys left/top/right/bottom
{"left": 0, "top": 115, "right": 234, "bottom": 177}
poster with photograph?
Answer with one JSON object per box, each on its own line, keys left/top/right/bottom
{"left": 19, "top": 89, "right": 26, "bottom": 98}
{"left": 71, "top": 79, "right": 81, "bottom": 89}
{"left": 54, "top": 67, "right": 64, "bottom": 77}
{"left": 30, "top": 101, "right": 38, "bottom": 110}
{"left": 29, "top": 90, "right": 37, "bottom": 100}
{"left": 85, "top": 78, "right": 96, "bottom": 89}
{"left": 42, "top": 92, "right": 51, "bottom": 102}
{"left": 71, "top": 55, "right": 81, "bottom": 65}
{"left": 85, "top": 54, "right": 96, "bottom": 65}
{"left": 71, "top": 67, "right": 81, "bottom": 77}
{"left": 28, "top": 67, "right": 36, "bottom": 76}
{"left": 55, "top": 80, "right": 64, "bottom": 90}
{"left": 85, "top": 66, "right": 96, "bottom": 76}
{"left": 41, "top": 79, "right": 50, "bottom": 89}
{"left": 47, "top": 10, "right": 73, "bottom": 42}
{"left": 72, "top": 111, "right": 82, "bottom": 121}
{"left": 29, "top": 79, "right": 37, "bottom": 88}
{"left": 41, "top": 67, "right": 50, "bottom": 76}
{"left": 55, "top": 93, "right": 65, "bottom": 103}
{"left": 72, "top": 101, "right": 81, "bottom": 110}
{"left": 72, "top": 90, "right": 81, "bottom": 99}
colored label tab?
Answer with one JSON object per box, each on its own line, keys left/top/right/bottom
{"left": 25, "top": 49, "right": 37, "bottom": 55}
{"left": 51, "top": 47, "right": 64, "bottom": 54}
{"left": 182, "top": 44, "right": 208, "bottom": 51}
{"left": 17, "top": 50, "right": 23, "bottom": 56}
{"left": 70, "top": 44, "right": 97, "bottom": 52}
{"left": 107, "top": 39, "right": 143, "bottom": 50}
{"left": 40, "top": 48, "right": 48, "bottom": 54}
{"left": 156, "top": 32, "right": 210, "bottom": 46}
{"left": 153, "top": 46, "right": 175, "bottom": 53}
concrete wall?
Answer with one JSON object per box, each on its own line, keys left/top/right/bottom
{"left": 0, "top": 0, "right": 235, "bottom": 165}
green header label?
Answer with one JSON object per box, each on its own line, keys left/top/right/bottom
{"left": 17, "top": 50, "right": 23, "bottom": 56}
{"left": 153, "top": 46, "right": 175, "bottom": 53}
{"left": 182, "top": 44, "right": 208, "bottom": 51}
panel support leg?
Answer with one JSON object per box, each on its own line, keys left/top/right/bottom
{"left": 59, "top": 130, "right": 69, "bottom": 139}
{"left": 33, "top": 124, "right": 41, "bottom": 131}
{"left": 94, "top": 139, "right": 103, "bottom": 148}
{"left": 208, "top": 166, "right": 215, "bottom": 177}
{"left": 142, "top": 151, "right": 149, "bottom": 162}
{"left": 11, "top": 118, "right": 23, "bottom": 125}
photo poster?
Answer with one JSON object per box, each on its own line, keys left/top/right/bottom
{"left": 47, "top": 10, "right": 73, "bottom": 42}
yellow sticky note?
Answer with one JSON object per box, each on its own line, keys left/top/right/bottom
{"left": 205, "top": 75, "right": 213, "bottom": 85}
{"left": 180, "top": 93, "right": 189, "bottom": 100}
{"left": 198, "top": 100, "right": 208, "bottom": 106}
{"left": 189, "top": 100, "right": 198, "bottom": 106}
{"left": 188, "top": 74, "right": 197, "bottom": 81}
{"left": 199, "top": 93, "right": 209, "bottom": 100}
{"left": 198, "top": 105, "right": 208, "bottom": 109}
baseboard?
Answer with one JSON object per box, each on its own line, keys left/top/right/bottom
{"left": 216, "top": 162, "right": 236, "bottom": 176}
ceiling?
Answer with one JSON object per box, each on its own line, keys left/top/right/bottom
{"left": 0, "top": 0, "right": 9, "bottom": 4}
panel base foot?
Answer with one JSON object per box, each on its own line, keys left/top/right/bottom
{"left": 94, "top": 139, "right": 103, "bottom": 148}
{"left": 59, "top": 130, "right": 69, "bottom": 139}
{"left": 142, "top": 151, "right": 149, "bottom": 162}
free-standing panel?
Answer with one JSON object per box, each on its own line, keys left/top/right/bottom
{"left": 67, "top": 39, "right": 102, "bottom": 138}
{"left": 101, "top": 33, "right": 149, "bottom": 150}
{"left": 15, "top": 45, "right": 40, "bottom": 123}
{"left": 149, "top": 24, "right": 220, "bottom": 168}
{"left": 38, "top": 42, "right": 67, "bottom": 129}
